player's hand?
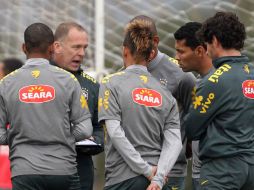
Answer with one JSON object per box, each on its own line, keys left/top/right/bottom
{"left": 147, "top": 166, "right": 157, "bottom": 181}
{"left": 146, "top": 182, "right": 161, "bottom": 190}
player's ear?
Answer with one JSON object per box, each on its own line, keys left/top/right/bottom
{"left": 195, "top": 45, "right": 204, "bottom": 57}
{"left": 148, "top": 49, "right": 156, "bottom": 61}
{"left": 53, "top": 41, "right": 63, "bottom": 54}
{"left": 22, "top": 43, "right": 27, "bottom": 55}
{"left": 153, "top": 35, "right": 159, "bottom": 47}
{"left": 122, "top": 46, "right": 128, "bottom": 58}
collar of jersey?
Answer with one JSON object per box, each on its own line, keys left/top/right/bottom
{"left": 25, "top": 58, "right": 50, "bottom": 66}
{"left": 126, "top": 64, "right": 148, "bottom": 73}
{"left": 147, "top": 50, "right": 164, "bottom": 71}
{"left": 212, "top": 55, "right": 249, "bottom": 68}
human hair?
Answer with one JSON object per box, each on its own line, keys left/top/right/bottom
{"left": 174, "top": 22, "right": 206, "bottom": 50}
{"left": 24, "top": 23, "right": 54, "bottom": 54}
{"left": 54, "top": 22, "right": 87, "bottom": 41}
{"left": 130, "top": 15, "right": 157, "bottom": 36}
{"left": 197, "top": 12, "right": 246, "bottom": 50}
{"left": 1, "top": 58, "right": 24, "bottom": 76}
{"left": 123, "top": 19, "right": 154, "bottom": 62}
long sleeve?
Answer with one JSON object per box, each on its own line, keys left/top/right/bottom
{"left": 152, "top": 129, "right": 182, "bottom": 188}
{"left": 152, "top": 97, "right": 182, "bottom": 188}
{"left": 105, "top": 119, "right": 152, "bottom": 177}
{"left": 185, "top": 78, "right": 223, "bottom": 140}
{"left": 72, "top": 118, "right": 93, "bottom": 142}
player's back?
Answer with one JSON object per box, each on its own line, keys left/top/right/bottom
{"left": 0, "top": 59, "right": 80, "bottom": 177}
{"left": 101, "top": 66, "right": 177, "bottom": 166}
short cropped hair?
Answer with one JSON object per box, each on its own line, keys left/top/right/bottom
{"left": 174, "top": 22, "right": 205, "bottom": 50}
{"left": 54, "top": 22, "right": 87, "bottom": 41}
{"left": 197, "top": 12, "right": 246, "bottom": 50}
{"left": 24, "top": 23, "right": 54, "bottom": 53}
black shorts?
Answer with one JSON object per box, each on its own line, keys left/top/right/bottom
{"left": 12, "top": 173, "right": 80, "bottom": 190}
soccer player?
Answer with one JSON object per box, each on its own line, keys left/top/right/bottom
{"left": 99, "top": 17, "right": 182, "bottom": 190}
{"left": 185, "top": 12, "right": 254, "bottom": 190}
{"left": 0, "top": 23, "right": 93, "bottom": 190}
{"left": 129, "top": 15, "right": 196, "bottom": 190}
{"left": 174, "top": 22, "right": 214, "bottom": 190}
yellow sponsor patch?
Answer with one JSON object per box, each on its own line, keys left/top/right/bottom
{"left": 208, "top": 64, "right": 231, "bottom": 83}
{"left": 193, "top": 93, "right": 215, "bottom": 113}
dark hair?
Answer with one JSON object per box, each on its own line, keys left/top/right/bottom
{"left": 54, "top": 22, "right": 87, "bottom": 41}
{"left": 1, "top": 58, "right": 23, "bottom": 75}
{"left": 24, "top": 23, "right": 54, "bottom": 53}
{"left": 123, "top": 19, "right": 154, "bottom": 62}
{"left": 197, "top": 12, "right": 246, "bottom": 50}
{"left": 174, "top": 22, "right": 205, "bottom": 50}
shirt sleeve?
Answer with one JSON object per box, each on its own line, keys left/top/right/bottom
{"left": 98, "top": 82, "right": 121, "bottom": 122}
{"left": 185, "top": 79, "right": 223, "bottom": 140}
{"left": 72, "top": 118, "right": 93, "bottom": 141}
{"left": 105, "top": 119, "right": 152, "bottom": 177}
{"left": 152, "top": 129, "right": 182, "bottom": 189}
{"left": 152, "top": 97, "right": 182, "bottom": 188}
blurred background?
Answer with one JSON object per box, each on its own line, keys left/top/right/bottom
{"left": 0, "top": 0, "right": 254, "bottom": 189}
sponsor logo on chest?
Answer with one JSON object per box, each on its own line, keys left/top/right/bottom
{"left": 19, "top": 85, "right": 55, "bottom": 103}
{"left": 132, "top": 88, "right": 162, "bottom": 107}
{"left": 242, "top": 80, "right": 254, "bottom": 99}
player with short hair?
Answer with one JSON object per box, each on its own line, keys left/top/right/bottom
{"left": 174, "top": 22, "right": 214, "bottom": 190}
{"left": 0, "top": 23, "right": 93, "bottom": 190}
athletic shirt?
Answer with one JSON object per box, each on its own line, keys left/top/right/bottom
{"left": 0, "top": 58, "right": 91, "bottom": 177}
{"left": 148, "top": 51, "right": 196, "bottom": 177}
{"left": 99, "top": 65, "right": 180, "bottom": 186}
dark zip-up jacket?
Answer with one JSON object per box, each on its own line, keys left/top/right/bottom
{"left": 74, "top": 69, "right": 104, "bottom": 155}
{"left": 186, "top": 56, "right": 254, "bottom": 164}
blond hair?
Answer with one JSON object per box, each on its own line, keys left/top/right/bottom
{"left": 123, "top": 19, "right": 154, "bottom": 62}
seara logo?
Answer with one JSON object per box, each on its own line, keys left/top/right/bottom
{"left": 19, "top": 85, "right": 55, "bottom": 103}
{"left": 132, "top": 88, "right": 162, "bottom": 107}
{"left": 242, "top": 80, "right": 254, "bottom": 99}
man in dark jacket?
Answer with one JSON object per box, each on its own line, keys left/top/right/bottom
{"left": 185, "top": 12, "right": 254, "bottom": 190}
{"left": 53, "top": 22, "right": 104, "bottom": 190}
